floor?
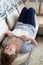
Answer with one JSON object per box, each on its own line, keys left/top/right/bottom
{"left": 29, "top": 35, "right": 43, "bottom": 65}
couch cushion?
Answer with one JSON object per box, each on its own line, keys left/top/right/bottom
{"left": 0, "top": 20, "right": 9, "bottom": 42}
{"left": 7, "top": 8, "right": 19, "bottom": 30}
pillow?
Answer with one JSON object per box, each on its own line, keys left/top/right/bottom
{"left": 7, "top": 7, "right": 19, "bottom": 30}
{"left": 0, "top": 11, "right": 6, "bottom": 19}
{"left": 0, "top": 20, "right": 9, "bottom": 42}
{"left": 8, "top": 0, "right": 17, "bottom": 6}
{"left": 0, "top": 0, "right": 13, "bottom": 19}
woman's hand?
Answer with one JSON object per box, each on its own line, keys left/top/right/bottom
{"left": 7, "top": 31, "right": 13, "bottom": 38}
{"left": 20, "top": 35, "right": 29, "bottom": 41}
{"left": 20, "top": 35, "right": 37, "bottom": 47}
{"left": 31, "top": 38, "right": 37, "bottom": 47}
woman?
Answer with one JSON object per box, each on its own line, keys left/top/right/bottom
{"left": 1, "top": 7, "right": 37, "bottom": 65}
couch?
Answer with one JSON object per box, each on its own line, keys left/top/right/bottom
{"left": 0, "top": 3, "right": 39, "bottom": 65}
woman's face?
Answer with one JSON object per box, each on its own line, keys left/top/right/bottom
{"left": 4, "top": 44, "right": 16, "bottom": 55}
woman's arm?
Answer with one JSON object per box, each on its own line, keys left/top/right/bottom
{"left": 29, "top": 37, "right": 37, "bottom": 47}
{"left": 20, "top": 35, "right": 37, "bottom": 47}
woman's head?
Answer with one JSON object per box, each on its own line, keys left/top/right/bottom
{"left": 1, "top": 44, "right": 17, "bottom": 65}
{"left": 1, "top": 37, "right": 22, "bottom": 65}
{"left": 4, "top": 44, "right": 16, "bottom": 55}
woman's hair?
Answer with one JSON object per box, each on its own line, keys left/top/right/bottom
{"left": 1, "top": 49, "right": 17, "bottom": 65}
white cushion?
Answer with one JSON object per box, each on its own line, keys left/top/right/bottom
{"left": 40, "top": 3, "right": 43, "bottom": 14}
{"left": 0, "top": 20, "right": 9, "bottom": 42}
{"left": 7, "top": 8, "right": 19, "bottom": 30}
{"left": 25, "top": 2, "right": 39, "bottom": 14}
